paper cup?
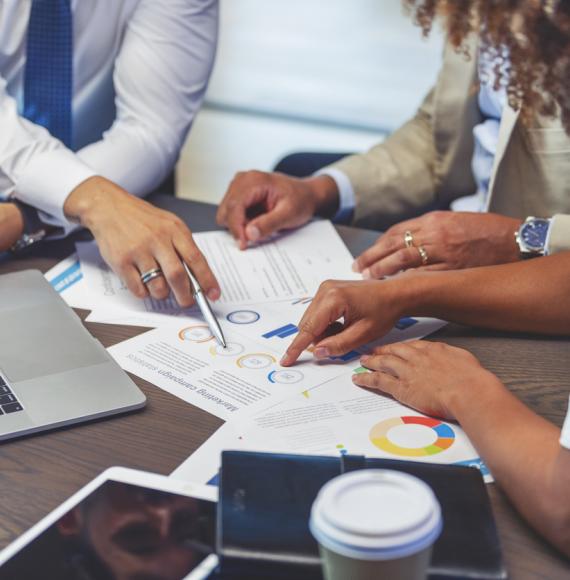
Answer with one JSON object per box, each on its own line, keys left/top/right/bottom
{"left": 310, "top": 470, "right": 442, "bottom": 580}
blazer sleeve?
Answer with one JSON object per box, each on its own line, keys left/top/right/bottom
{"left": 548, "top": 214, "right": 570, "bottom": 254}
{"left": 327, "top": 87, "right": 438, "bottom": 230}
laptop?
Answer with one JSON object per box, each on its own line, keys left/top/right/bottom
{"left": 0, "top": 270, "right": 146, "bottom": 441}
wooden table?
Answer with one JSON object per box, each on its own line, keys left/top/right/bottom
{"left": 1, "top": 196, "right": 569, "bottom": 579}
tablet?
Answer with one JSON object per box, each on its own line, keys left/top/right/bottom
{"left": 0, "top": 467, "right": 218, "bottom": 580}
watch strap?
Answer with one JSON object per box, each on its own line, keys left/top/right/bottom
{"left": 9, "top": 200, "right": 55, "bottom": 252}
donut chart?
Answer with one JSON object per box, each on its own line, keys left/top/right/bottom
{"left": 209, "top": 342, "right": 245, "bottom": 357}
{"left": 369, "top": 416, "right": 455, "bottom": 457}
{"left": 226, "top": 310, "right": 260, "bottom": 325}
{"left": 267, "top": 369, "right": 304, "bottom": 384}
{"left": 236, "top": 353, "right": 276, "bottom": 369}
{"left": 178, "top": 325, "right": 214, "bottom": 343}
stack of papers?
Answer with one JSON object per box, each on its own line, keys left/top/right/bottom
{"left": 44, "top": 221, "right": 490, "bottom": 482}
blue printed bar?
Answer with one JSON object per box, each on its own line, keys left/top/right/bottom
{"left": 395, "top": 317, "right": 418, "bottom": 331}
{"left": 262, "top": 323, "right": 299, "bottom": 339}
{"left": 49, "top": 261, "right": 82, "bottom": 293}
{"left": 330, "top": 350, "right": 360, "bottom": 362}
{"left": 277, "top": 326, "right": 299, "bottom": 339}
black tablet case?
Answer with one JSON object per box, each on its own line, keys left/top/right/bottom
{"left": 216, "top": 451, "right": 507, "bottom": 580}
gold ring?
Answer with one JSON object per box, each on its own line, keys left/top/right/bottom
{"left": 404, "top": 230, "right": 415, "bottom": 248}
{"left": 417, "top": 245, "right": 428, "bottom": 265}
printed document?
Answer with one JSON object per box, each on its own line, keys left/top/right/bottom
{"left": 193, "top": 221, "right": 359, "bottom": 304}
{"left": 171, "top": 376, "right": 491, "bottom": 484}
{"left": 108, "top": 318, "right": 360, "bottom": 421}
{"left": 108, "top": 298, "right": 447, "bottom": 420}
{"left": 77, "top": 221, "right": 360, "bottom": 320}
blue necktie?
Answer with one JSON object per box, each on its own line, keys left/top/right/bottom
{"left": 23, "top": 0, "right": 73, "bottom": 148}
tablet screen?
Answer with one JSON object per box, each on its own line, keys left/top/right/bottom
{"left": 0, "top": 480, "right": 216, "bottom": 580}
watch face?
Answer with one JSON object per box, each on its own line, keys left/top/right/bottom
{"left": 520, "top": 219, "right": 550, "bottom": 251}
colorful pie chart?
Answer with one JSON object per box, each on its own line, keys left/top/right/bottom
{"left": 369, "top": 416, "right": 455, "bottom": 457}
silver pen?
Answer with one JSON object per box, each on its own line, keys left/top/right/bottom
{"left": 182, "top": 261, "right": 227, "bottom": 348}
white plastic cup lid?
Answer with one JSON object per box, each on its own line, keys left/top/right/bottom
{"left": 309, "top": 470, "right": 442, "bottom": 561}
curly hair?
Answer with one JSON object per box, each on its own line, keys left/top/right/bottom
{"left": 403, "top": 0, "right": 570, "bottom": 133}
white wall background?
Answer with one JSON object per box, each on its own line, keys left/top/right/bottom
{"left": 178, "top": 0, "right": 444, "bottom": 203}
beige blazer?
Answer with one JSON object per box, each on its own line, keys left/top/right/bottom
{"left": 331, "top": 36, "right": 570, "bottom": 253}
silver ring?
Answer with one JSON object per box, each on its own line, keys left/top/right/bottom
{"left": 404, "top": 230, "right": 415, "bottom": 248}
{"left": 417, "top": 245, "right": 429, "bottom": 265}
{"left": 140, "top": 267, "right": 163, "bottom": 285}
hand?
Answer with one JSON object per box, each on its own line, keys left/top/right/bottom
{"left": 216, "top": 170, "right": 339, "bottom": 250}
{"left": 0, "top": 203, "right": 24, "bottom": 252}
{"left": 64, "top": 176, "right": 220, "bottom": 307}
{"left": 353, "top": 211, "right": 522, "bottom": 279}
{"left": 353, "top": 341, "right": 503, "bottom": 420}
{"left": 281, "top": 279, "right": 409, "bottom": 366}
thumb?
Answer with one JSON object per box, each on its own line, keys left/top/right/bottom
{"left": 245, "top": 201, "right": 300, "bottom": 242}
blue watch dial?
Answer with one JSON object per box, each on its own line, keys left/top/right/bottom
{"left": 521, "top": 219, "right": 550, "bottom": 251}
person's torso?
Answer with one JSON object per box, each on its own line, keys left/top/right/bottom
{"left": 432, "top": 35, "right": 570, "bottom": 219}
{"left": 0, "top": 0, "right": 140, "bottom": 150}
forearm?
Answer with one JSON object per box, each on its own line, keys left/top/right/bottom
{"left": 406, "top": 254, "right": 570, "bottom": 334}
{"left": 448, "top": 381, "right": 570, "bottom": 556}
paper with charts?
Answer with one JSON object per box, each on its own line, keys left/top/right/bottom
{"left": 171, "top": 375, "right": 492, "bottom": 484}
{"left": 44, "top": 253, "right": 91, "bottom": 309}
{"left": 75, "top": 220, "right": 360, "bottom": 323}
{"left": 108, "top": 300, "right": 446, "bottom": 420}
{"left": 108, "top": 317, "right": 363, "bottom": 421}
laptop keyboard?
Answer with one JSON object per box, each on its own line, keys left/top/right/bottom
{"left": 0, "top": 375, "right": 24, "bottom": 416}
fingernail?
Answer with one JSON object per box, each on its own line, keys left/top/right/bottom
{"left": 360, "top": 355, "right": 369, "bottom": 363}
{"left": 362, "top": 269, "right": 371, "bottom": 279}
{"left": 207, "top": 288, "right": 220, "bottom": 301}
{"left": 314, "top": 347, "right": 330, "bottom": 359}
{"left": 247, "top": 225, "right": 261, "bottom": 241}
{"left": 352, "top": 261, "right": 360, "bottom": 273}
{"left": 280, "top": 355, "right": 290, "bottom": 366}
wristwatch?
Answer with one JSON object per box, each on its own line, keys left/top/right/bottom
{"left": 515, "top": 217, "right": 552, "bottom": 259}
{"left": 9, "top": 200, "right": 55, "bottom": 253}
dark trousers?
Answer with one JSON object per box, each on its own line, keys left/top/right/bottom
{"left": 273, "top": 152, "right": 351, "bottom": 176}
{"left": 152, "top": 171, "right": 176, "bottom": 196}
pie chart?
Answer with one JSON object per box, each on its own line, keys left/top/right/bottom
{"left": 369, "top": 416, "right": 455, "bottom": 457}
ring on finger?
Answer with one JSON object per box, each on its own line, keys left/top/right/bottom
{"left": 140, "top": 267, "right": 163, "bottom": 285}
{"left": 417, "top": 245, "right": 429, "bottom": 265}
{"left": 404, "top": 230, "right": 415, "bottom": 248}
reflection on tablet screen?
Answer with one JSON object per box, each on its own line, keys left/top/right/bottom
{"left": 0, "top": 481, "right": 216, "bottom": 580}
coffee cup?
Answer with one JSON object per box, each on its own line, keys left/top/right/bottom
{"left": 309, "top": 469, "right": 442, "bottom": 580}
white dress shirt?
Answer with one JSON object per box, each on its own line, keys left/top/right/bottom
{"left": 562, "top": 396, "right": 570, "bottom": 450}
{"left": 0, "top": 0, "right": 218, "bottom": 234}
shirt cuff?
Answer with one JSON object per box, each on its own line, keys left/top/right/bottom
{"left": 560, "top": 395, "right": 570, "bottom": 450}
{"left": 546, "top": 214, "right": 570, "bottom": 255}
{"left": 316, "top": 167, "right": 356, "bottom": 224}
{"left": 13, "top": 148, "right": 96, "bottom": 231}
